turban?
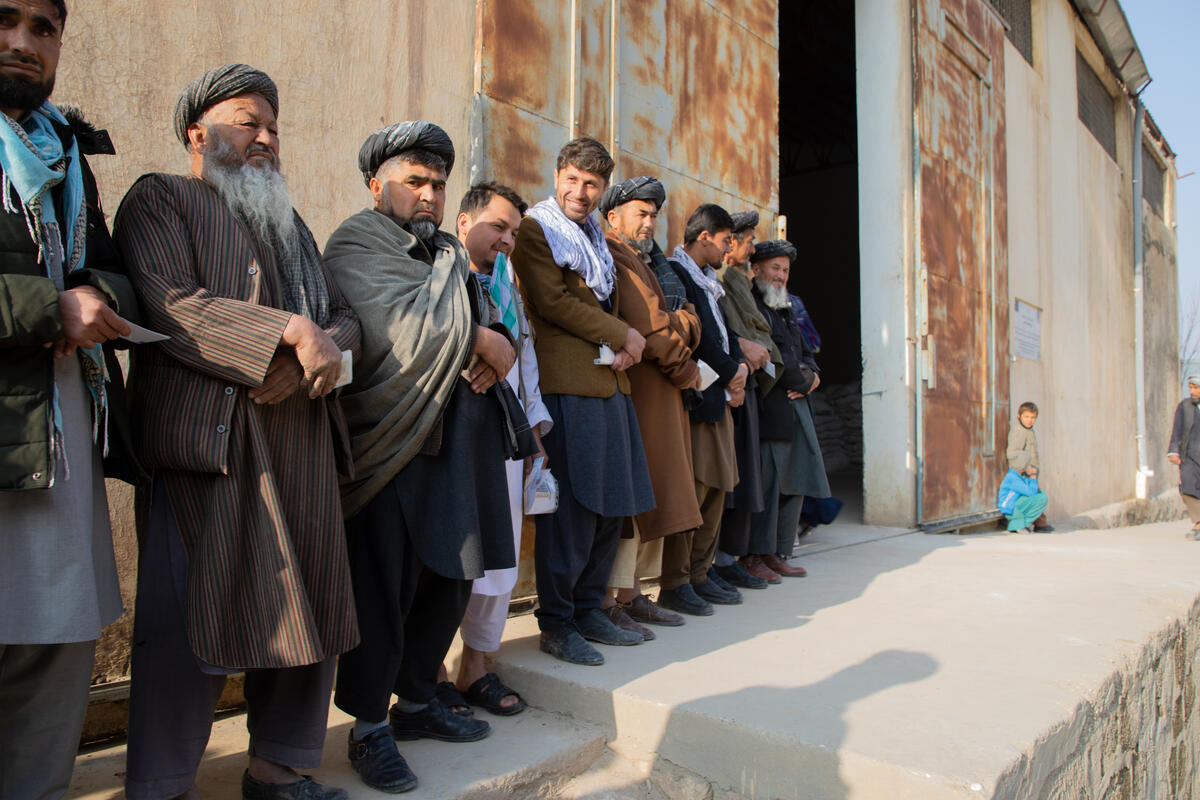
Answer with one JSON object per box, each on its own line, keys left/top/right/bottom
{"left": 598, "top": 175, "right": 666, "bottom": 217}
{"left": 1188, "top": 374, "right": 1200, "bottom": 387}
{"left": 730, "top": 210, "right": 759, "bottom": 235}
{"left": 358, "top": 121, "right": 455, "bottom": 184}
{"left": 751, "top": 239, "right": 797, "bottom": 263}
{"left": 174, "top": 64, "right": 278, "bottom": 146}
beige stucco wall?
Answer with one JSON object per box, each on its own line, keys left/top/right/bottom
{"left": 1003, "top": 0, "right": 1178, "bottom": 518}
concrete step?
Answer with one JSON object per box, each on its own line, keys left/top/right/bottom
{"left": 487, "top": 520, "right": 1200, "bottom": 799}
{"left": 68, "top": 704, "right": 607, "bottom": 799}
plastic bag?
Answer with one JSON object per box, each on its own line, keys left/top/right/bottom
{"left": 524, "top": 457, "right": 559, "bottom": 515}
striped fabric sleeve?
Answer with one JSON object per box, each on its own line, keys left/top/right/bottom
{"left": 116, "top": 176, "right": 291, "bottom": 387}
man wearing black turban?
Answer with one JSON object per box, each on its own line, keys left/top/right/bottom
{"left": 117, "top": 64, "right": 359, "bottom": 800}
{"left": 743, "top": 240, "right": 831, "bottom": 581}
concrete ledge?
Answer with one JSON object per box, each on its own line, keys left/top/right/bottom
{"left": 1064, "top": 487, "right": 1188, "bottom": 530}
{"left": 489, "top": 519, "right": 1200, "bottom": 799}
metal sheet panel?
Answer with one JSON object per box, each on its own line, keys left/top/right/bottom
{"left": 915, "top": 0, "right": 1010, "bottom": 523}
{"left": 478, "top": 0, "right": 779, "bottom": 596}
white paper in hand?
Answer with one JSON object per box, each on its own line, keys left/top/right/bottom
{"left": 119, "top": 321, "right": 170, "bottom": 344}
{"left": 334, "top": 350, "right": 353, "bottom": 389}
{"left": 594, "top": 344, "right": 615, "bottom": 366}
{"left": 696, "top": 360, "right": 719, "bottom": 391}
{"left": 763, "top": 361, "right": 776, "bottom": 378}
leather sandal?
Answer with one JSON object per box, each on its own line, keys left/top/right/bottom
{"left": 463, "top": 672, "right": 527, "bottom": 716}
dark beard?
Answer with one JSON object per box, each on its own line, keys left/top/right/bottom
{"left": 0, "top": 72, "right": 54, "bottom": 117}
{"left": 407, "top": 218, "right": 438, "bottom": 245}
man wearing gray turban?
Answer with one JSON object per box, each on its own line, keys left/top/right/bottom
{"left": 1169, "top": 378, "right": 1200, "bottom": 538}
{"left": 711, "top": 211, "right": 777, "bottom": 589}
{"left": 324, "top": 121, "right": 518, "bottom": 791}
{"left": 117, "top": 64, "right": 359, "bottom": 800}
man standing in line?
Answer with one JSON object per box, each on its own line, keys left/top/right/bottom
{"left": 0, "top": 3, "right": 141, "bottom": 797}
{"left": 435, "top": 181, "right": 550, "bottom": 715}
{"left": 659, "top": 204, "right": 748, "bottom": 615}
{"left": 1168, "top": 378, "right": 1200, "bottom": 539}
{"left": 599, "top": 176, "right": 702, "bottom": 636}
{"left": 713, "top": 210, "right": 777, "bottom": 589}
{"left": 116, "top": 64, "right": 359, "bottom": 799}
{"left": 512, "top": 137, "right": 656, "bottom": 665}
{"left": 746, "top": 240, "right": 830, "bottom": 578}
{"left": 325, "top": 122, "right": 517, "bottom": 792}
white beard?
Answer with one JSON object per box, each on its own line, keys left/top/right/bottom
{"left": 201, "top": 133, "right": 299, "bottom": 257}
{"left": 754, "top": 278, "right": 791, "bottom": 310}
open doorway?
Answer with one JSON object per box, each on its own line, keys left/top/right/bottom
{"left": 778, "top": 1, "right": 863, "bottom": 521}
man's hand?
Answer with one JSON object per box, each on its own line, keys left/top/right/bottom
{"left": 1169, "top": 454, "right": 1183, "bottom": 466}
{"left": 48, "top": 286, "right": 130, "bottom": 357}
{"left": 249, "top": 352, "right": 304, "bottom": 405}
{"left": 467, "top": 359, "right": 501, "bottom": 393}
{"left": 727, "top": 385, "right": 745, "bottom": 408}
{"left": 611, "top": 350, "right": 635, "bottom": 372}
{"left": 787, "top": 374, "right": 820, "bottom": 401}
{"left": 727, "top": 363, "right": 749, "bottom": 394}
{"left": 738, "top": 338, "right": 769, "bottom": 372}
{"left": 281, "top": 315, "right": 342, "bottom": 398}
{"left": 524, "top": 427, "right": 548, "bottom": 479}
{"left": 474, "top": 326, "right": 516, "bottom": 379}
{"left": 622, "top": 328, "right": 646, "bottom": 362}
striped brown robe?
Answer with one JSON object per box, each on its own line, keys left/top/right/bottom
{"left": 115, "top": 173, "right": 360, "bottom": 670}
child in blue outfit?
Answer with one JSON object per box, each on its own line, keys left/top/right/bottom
{"left": 998, "top": 461, "right": 1048, "bottom": 534}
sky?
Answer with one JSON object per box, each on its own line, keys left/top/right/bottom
{"left": 1121, "top": 2, "right": 1200, "bottom": 352}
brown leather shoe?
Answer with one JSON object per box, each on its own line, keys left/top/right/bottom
{"left": 740, "top": 555, "right": 782, "bottom": 584}
{"left": 604, "top": 604, "right": 656, "bottom": 641}
{"left": 763, "top": 554, "right": 807, "bottom": 578}
{"left": 622, "top": 594, "right": 685, "bottom": 627}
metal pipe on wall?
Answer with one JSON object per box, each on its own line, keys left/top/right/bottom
{"left": 1132, "top": 95, "right": 1151, "bottom": 499}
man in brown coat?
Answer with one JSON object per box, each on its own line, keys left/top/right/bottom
{"left": 116, "top": 65, "right": 359, "bottom": 800}
{"left": 598, "top": 176, "right": 702, "bottom": 637}
{"left": 512, "top": 137, "right": 655, "bottom": 666}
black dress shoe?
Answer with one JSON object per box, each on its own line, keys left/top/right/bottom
{"left": 242, "top": 771, "right": 348, "bottom": 800}
{"left": 656, "top": 584, "right": 714, "bottom": 616}
{"left": 389, "top": 697, "right": 490, "bottom": 742}
{"left": 694, "top": 578, "right": 742, "bottom": 605}
{"left": 713, "top": 561, "right": 768, "bottom": 590}
{"left": 706, "top": 565, "right": 736, "bottom": 593}
{"left": 347, "top": 728, "right": 417, "bottom": 793}
{"left": 576, "top": 607, "right": 644, "bottom": 646}
{"left": 540, "top": 625, "right": 605, "bottom": 665}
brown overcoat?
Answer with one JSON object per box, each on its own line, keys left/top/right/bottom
{"left": 115, "top": 174, "right": 361, "bottom": 670}
{"left": 608, "top": 234, "right": 704, "bottom": 539}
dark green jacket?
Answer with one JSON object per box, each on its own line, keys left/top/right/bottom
{"left": 0, "top": 112, "right": 144, "bottom": 490}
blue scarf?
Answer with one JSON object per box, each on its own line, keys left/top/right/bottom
{"left": 0, "top": 102, "right": 105, "bottom": 483}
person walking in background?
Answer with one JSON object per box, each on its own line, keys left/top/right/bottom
{"left": 1168, "top": 376, "right": 1200, "bottom": 540}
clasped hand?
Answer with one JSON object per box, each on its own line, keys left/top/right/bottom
{"left": 45, "top": 286, "right": 130, "bottom": 357}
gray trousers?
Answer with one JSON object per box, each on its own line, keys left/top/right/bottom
{"left": 748, "top": 442, "right": 805, "bottom": 558}
{"left": 125, "top": 483, "right": 335, "bottom": 800}
{"left": 0, "top": 640, "right": 95, "bottom": 800}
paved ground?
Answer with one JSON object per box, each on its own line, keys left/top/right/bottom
{"left": 67, "top": 509, "right": 1200, "bottom": 799}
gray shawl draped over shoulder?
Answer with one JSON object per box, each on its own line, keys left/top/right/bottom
{"left": 323, "top": 209, "right": 473, "bottom": 518}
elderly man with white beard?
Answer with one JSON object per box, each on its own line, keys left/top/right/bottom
{"left": 115, "top": 64, "right": 361, "bottom": 800}
{"left": 745, "top": 240, "right": 830, "bottom": 580}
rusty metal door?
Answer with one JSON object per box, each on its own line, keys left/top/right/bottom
{"left": 913, "top": 0, "right": 1010, "bottom": 524}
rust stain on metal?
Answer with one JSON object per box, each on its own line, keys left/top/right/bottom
{"left": 917, "top": 0, "right": 1010, "bottom": 522}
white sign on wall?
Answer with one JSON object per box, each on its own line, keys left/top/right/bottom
{"left": 1013, "top": 299, "right": 1042, "bottom": 362}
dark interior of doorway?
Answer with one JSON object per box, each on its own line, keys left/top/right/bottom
{"left": 778, "top": 1, "right": 863, "bottom": 522}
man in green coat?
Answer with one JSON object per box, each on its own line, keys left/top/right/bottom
{"left": 0, "top": 2, "right": 141, "bottom": 797}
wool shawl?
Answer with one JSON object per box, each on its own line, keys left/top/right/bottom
{"left": 324, "top": 209, "right": 473, "bottom": 518}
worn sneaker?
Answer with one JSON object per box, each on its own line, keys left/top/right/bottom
{"left": 346, "top": 728, "right": 417, "bottom": 793}
{"left": 604, "top": 605, "right": 655, "bottom": 641}
{"left": 656, "top": 584, "right": 714, "bottom": 616}
{"left": 539, "top": 625, "right": 605, "bottom": 665}
{"left": 576, "top": 607, "right": 644, "bottom": 646}
{"left": 242, "top": 771, "right": 349, "bottom": 800}
{"left": 1187, "top": 527, "right": 1200, "bottom": 541}
{"left": 389, "top": 697, "right": 490, "bottom": 742}
{"left": 713, "top": 560, "right": 769, "bottom": 590}
{"left": 622, "top": 593, "right": 685, "bottom": 627}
